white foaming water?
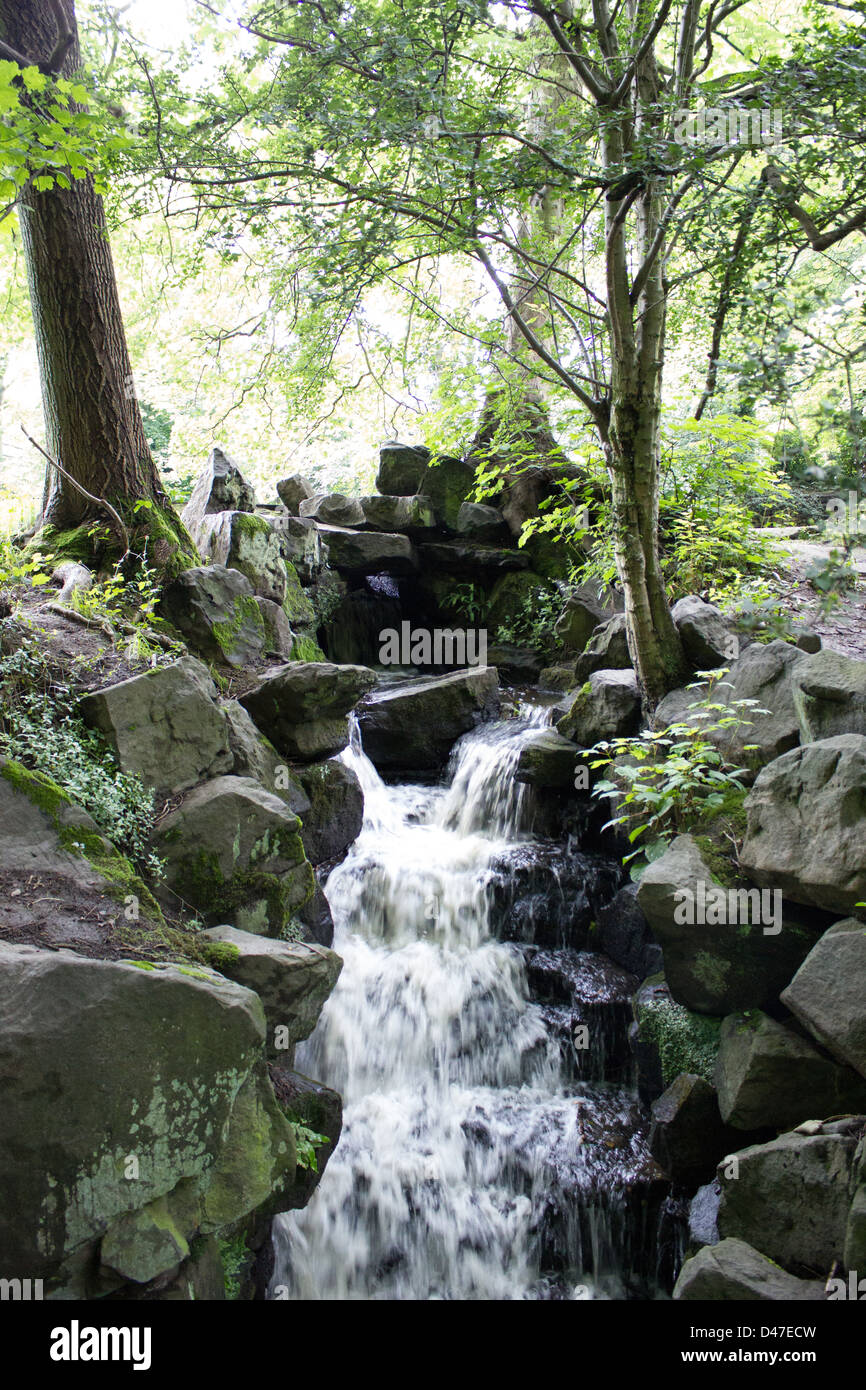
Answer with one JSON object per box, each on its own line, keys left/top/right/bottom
{"left": 271, "top": 708, "right": 648, "bottom": 1300}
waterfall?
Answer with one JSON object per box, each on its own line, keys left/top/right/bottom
{"left": 271, "top": 707, "right": 660, "bottom": 1301}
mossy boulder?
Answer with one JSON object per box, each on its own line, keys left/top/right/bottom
{"left": 190, "top": 510, "right": 292, "bottom": 606}
{"left": 782, "top": 918, "right": 866, "bottom": 1080}
{"left": 222, "top": 700, "right": 310, "bottom": 817}
{"left": 152, "top": 775, "right": 315, "bottom": 936}
{"left": 673, "top": 1239, "right": 826, "bottom": 1301}
{"left": 555, "top": 669, "right": 641, "bottom": 746}
{"left": 360, "top": 493, "right": 436, "bottom": 534}
{"left": 573, "top": 614, "right": 632, "bottom": 682}
{"left": 357, "top": 667, "right": 500, "bottom": 773}
{"left": 181, "top": 446, "right": 257, "bottom": 521}
{"left": 0, "top": 939, "right": 284, "bottom": 1294}
{"left": 632, "top": 973, "right": 723, "bottom": 1093}
{"left": 376, "top": 441, "right": 430, "bottom": 495}
{"left": 159, "top": 564, "right": 266, "bottom": 668}
{"left": 484, "top": 570, "right": 552, "bottom": 633}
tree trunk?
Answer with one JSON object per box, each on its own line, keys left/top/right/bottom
{"left": 0, "top": 0, "right": 195, "bottom": 571}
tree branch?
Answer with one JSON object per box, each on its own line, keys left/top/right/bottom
{"left": 21, "top": 427, "right": 130, "bottom": 554}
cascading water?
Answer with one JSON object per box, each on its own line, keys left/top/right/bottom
{"left": 271, "top": 704, "right": 663, "bottom": 1300}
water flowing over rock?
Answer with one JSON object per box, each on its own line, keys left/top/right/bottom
{"left": 357, "top": 667, "right": 501, "bottom": 772}
{"left": 240, "top": 661, "right": 378, "bottom": 762}
{"left": 269, "top": 704, "right": 667, "bottom": 1300}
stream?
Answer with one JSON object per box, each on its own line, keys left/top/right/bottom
{"left": 271, "top": 700, "right": 673, "bottom": 1300}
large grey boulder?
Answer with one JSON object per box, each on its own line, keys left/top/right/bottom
{"left": 276, "top": 474, "right": 314, "bottom": 514}
{"left": 255, "top": 596, "right": 296, "bottom": 659}
{"left": 159, "top": 564, "right": 266, "bottom": 668}
{"left": 636, "top": 835, "right": 826, "bottom": 1015}
{"left": 673, "top": 1239, "right": 826, "bottom": 1301}
{"left": 151, "top": 775, "right": 314, "bottom": 936}
{"left": 671, "top": 595, "right": 736, "bottom": 671}
{"left": 649, "top": 1074, "right": 741, "bottom": 1187}
{"left": 654, "top": 639, "right": 806, "bottom": 772}
{"left": 181, "top": 446, "right": 256, "bottom": 529}
{"left": 455, "top": 501, "right": 511, "bottom": 544}
{"left": 717, "top": 1119, "right": 863, "bottom": 1270}
{"left": 240, "top": 661, "right": 377, "bottom": 762}
{"left": 299, "top": 493, "right": 365, "bottom": 527}
{"left": 556, "top": 668, "right": 641, "bottom": 746}
{"left": 573, "top": 614, "right": 632, "bottom": 682}
{"left": 294, "top": 758, "right": 364, "bottom": 865}
{"left": 267, "top": 1068, "right": 343, "bottom": 1211}
{"left": 357, "top": 667, "right": 500, "bottom": 772}
{"left": 715, "top": 1011, "right": 866, "bottom": 1131}
{"left": 740, "top": 735, "right": 866, "bottom": 916}
{"left": 317, "top": 524, "right": 417, "bottom": 577}
{"left": 0, "top": 941, "right": 294, "bottom": 1293}
{"left": 188, "top": 510, "right": 293, "bottom": 606}
{"left": 201, "top": 924, "right": 341, "bottom": 1061}
{"left": 79, "top": 657, "right": 232, "bottom": 798}
{"left": 360, "top": 494, "right": 436, "bottom": 534}
{"left": 376, "top": 441, "right": 430, "bottom": 496}
{"left": 782, "top": 919, "right": 866, "bottom": 1080}
{"left": 793, "top": 649, "right": 866, "bottom": 741}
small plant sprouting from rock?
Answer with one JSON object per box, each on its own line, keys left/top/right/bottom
{"left": 584, "top": 672, "right": 764, "bottom": 870}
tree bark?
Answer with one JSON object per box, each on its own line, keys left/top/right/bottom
{"left": 0, "top": 0, "right": 194, "bottom": 569}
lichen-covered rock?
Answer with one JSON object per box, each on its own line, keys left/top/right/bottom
{"left": 271, "top": 513, "right": 325, "bottom": 584}
{"left": 79, "top": 657, "right": 232, "bottom": 798}
{"left": 484, "top": 570, "right": 551, "bottom": 630}
{"left": 636, "top": 835, "right": 827, "bottom": 1015}
{"left": 717, "top": 1119, "right": 864, "bottom": 1271}
{"left": 715, "top": 1011, "right": 866, "bottom": 1131}
{"left": 159, "top": 564, "right": 266, "bottom": 668}
{"left": 793, "top": 649, "right": 866, "bottom": 741}
{"left": 200, "top": 924, "right": 342, "bottom": 1061}
{"left": 781, "top": 919, "right": 866, "bottom": 1080}
{"left": 573, "top": 614, "right": 632, "bottom": 682}
{"left": 152, "top": 775, "right": 314, "bottom": 936}
{"left": 240, "top": 661, "right": 378, "bottom": 762}
{"left": 418, "top": 453, "right": 476, "bottom": 529}
{"left": 556, "top": 669, "right": 641, "bottom": 746}
{"left": 190, "top": 510, "right": 293, "bottom": 606}
{"left": 360, "top": 493, "right": 436, "bottom": 534}
{"left": 276, "top": 474, "right": 314, "bottom": 514}
{"left": 181, "top": 446, "right": 257, "bottom": 528}
{"left": 357, "top": 667, "right": 500, "bottom": 772}
{"left": 671, "top": 595, "right": 736, "bottom": 671}
{"left": 740, "top": 735, "right": 866, "bottom": 916}
{"left": 294, "top": 758, "right": 364, "bottom": 865}
{"left": 673, "top": 1239, "right": 826, "bottom": 1301}
{"left": 299, "top": 493, "right": 366, "bottom": 527}
{"left": 0, "top": 940, "right": 290, "bottom": 1294}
